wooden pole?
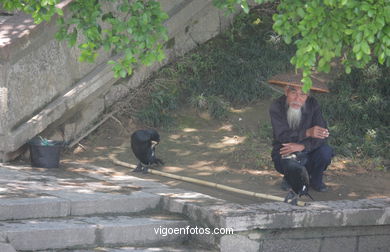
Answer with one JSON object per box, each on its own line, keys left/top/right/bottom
{"left": 108, "top": 152, "right": 306, "bottom": 207}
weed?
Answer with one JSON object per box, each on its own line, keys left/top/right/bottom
{"left": 257, "top": 122, "right": 273, "bottom": 144}
{"left": 206, "top": 95, "right": 230, "bottom": 119}
{"left": 135, "top": 5, "right": 294, "bottom": 127}
{"left": 135, "top": 83, "right": 178, "bottom": 127}
{"left": 188, "top": 93, "right": 208, "bottom": 111}
{"left": 318, "top": 63, "right": 390, "bottom": 161}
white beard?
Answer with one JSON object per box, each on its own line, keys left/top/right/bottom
{"left": 287, "top": 106, "right": 302, "bottom": 130}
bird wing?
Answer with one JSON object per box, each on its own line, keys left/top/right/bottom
{"left": 131, "top": 131, "right": 153, "bottom": 164}
{"left": 283, "top": 159, "right": 302, "bottom": 194}
{"left": 131, "top": 129, "right": 161, "bottom": 165}
{"left": 301, "top": 166, "right": 310, "bottom": 187}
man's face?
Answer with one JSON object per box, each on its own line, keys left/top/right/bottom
{"left": 285, "top": 86, "right": 309, "bottom": 109}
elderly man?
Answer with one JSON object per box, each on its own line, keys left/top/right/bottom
{"left": 268, "top": 73, "right": 333, "bottom": 192}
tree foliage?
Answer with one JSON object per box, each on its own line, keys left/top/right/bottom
{"left": 3, "top": 0, "right": 390, "bottom": 89}
{"left": 2, "top": 0, "right": 168, "bottom": 78}
{"left": 1, "top": 0, "right": 62, "bottom": 23}
{"left": 214, "top": 0, "right": 390, "bottom": 91}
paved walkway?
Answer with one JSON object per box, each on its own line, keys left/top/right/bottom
{"left": 1, "top": 161, "right": 389, "bottom": 252}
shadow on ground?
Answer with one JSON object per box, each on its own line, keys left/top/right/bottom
{"left": 60, "top": 99, "right": 390, "bottom": 205}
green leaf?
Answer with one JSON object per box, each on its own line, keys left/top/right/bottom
{"left": 302, "top": 77, "right": 312, "bottom": 93}
{"left": 385, "top": 6, "right": 390, "bottom": 22}
{"left": 356, "top": 51, "right": 363, "bottom": 60}
{"left": 353, "top": 44, "right": 360, "bottom": 53}
{"left": 284, "top": 36, "right": 292, "bottom": 44}
{"left": 378, "top": 52, "right": 385, "bottom": 64}
{"left": 344, "top": 29, "right": 354, "bottom": 35}
{"left": 240, "top": 1, "right": 250, "bottom": 14}
{"left": 367, "top": 35, "right": 375, "bottom": 44}
{"left": 297, "top": 8, "right": 305, "bottom": 18}
{"left": 56, "top": 8, "right": 63, "bottom": 16}
{"left": 361, "top": 41, "right": 371, "bottom": 55}
{"left": 119, "top": 69, "right": 127, "bottom": 78}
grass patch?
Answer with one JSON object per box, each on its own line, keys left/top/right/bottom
{"left": 318, "top": 64, "right": 390, "bottom": 161}
{"left": 135, "top": 5, "right": 295, "bottom": 125}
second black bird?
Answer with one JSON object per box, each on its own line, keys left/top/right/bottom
{"left": 283, "top": 158, "right": 313, "bottom": 205}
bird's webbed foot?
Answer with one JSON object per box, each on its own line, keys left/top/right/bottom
{"left": 284, "top": 190, "right": 298, "bottom": 205}
{"left": 290, "top": 197, "right": 298, "bottom": 206}
{"left": 133, "top": 162, "right": 143, "bottom": 172}
{"left": 142, "top": 165, "right": 149, "bottom": 174}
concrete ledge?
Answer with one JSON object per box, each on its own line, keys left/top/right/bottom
{"left": 91, "top": 216, "right": 189, "bottom": 245}
{"left": 216, "top": 198, "right": 390, "bottom": 231}
{"left": 0, "top": 1, "right": 72, "bottom": 61}
{"left": 2, "top": 218, "right": 97, "bottom": 251}
{"left": 0, "top": 243, "right": 16, "bottom": 252}
{"left": 49, "top": 191, "right": 161, "bottom": 216}
{"left": 0, "top": 197, "right": 70, "bottom": 221}
{"left": 162, "top": 197, "right": 390, "bottom": 231}
{"left": 159, "top": 191, "right": 390, "bottom": 252}
{"left": 0, "top": 215, "right": 189, "bottom": 251}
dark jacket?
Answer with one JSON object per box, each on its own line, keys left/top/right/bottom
{"left": 269, "top": 95, "right": 328, "bottom": 156}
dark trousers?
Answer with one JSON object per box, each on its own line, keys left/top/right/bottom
{"left": 272, "top": 144, "right": 333, "bottom": 187}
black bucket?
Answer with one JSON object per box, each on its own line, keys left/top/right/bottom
{"left": 29, "top": 138, "right": 63, "bottom": 168}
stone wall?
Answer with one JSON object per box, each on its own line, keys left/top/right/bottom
{"left": 220, "top": 225, "right": 390, "bottom": 252}
{"left": 217, "top": 198, "right": 390, "bottom": 251}
{"left": 160, "top": 192, "right": 390, "bottom": 252}
{"left": 0, "top": 0, "right": 237, "bottom": 161}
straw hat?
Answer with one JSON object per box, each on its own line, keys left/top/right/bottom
{"left": 268, "top": 71, "right": 330, "bottom": 93}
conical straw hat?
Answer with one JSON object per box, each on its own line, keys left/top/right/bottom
{"left": 268, "top": 71, "right": 330, "bottom": 93}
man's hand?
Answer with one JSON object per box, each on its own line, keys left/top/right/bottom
{"left": 306, "top": 126, "right": 329, "bottom": 139}
{"left": 280, "top": 143, "right": 305, "bottom": 156}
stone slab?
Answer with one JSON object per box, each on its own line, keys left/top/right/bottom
{"left": 220, "top": 234, "right": 260, "bottom": 252}
{"left": 0, "top": 197, "right": 70, "bottom": 221}
{"left": 358, "top": 234, "right": 390, "bottom": 252}
{"left": 0, "top": 218, "right": 96, "bottom": 251}
{"left": 86, "top": 215, "right": 189, "bottom": 245}
{"left": 321, "top": 237, "right": 357, "bottom": 252}
{"left": 63, "top": 245, "right": 214, "bottom": 252}
{"left": 0, "top": 243, "right": 17, "bottom": 252}
{"left": 213, "top": 199, "right": 390, "bottom": 231}
{"left": 260, "top": 238, "right": 321, "bottom": 252}
{"left": 0, "top": 215, "right": 189, "bottom": 251}
{"left": 48, "top": 190, "right": 160, "bottom": 215}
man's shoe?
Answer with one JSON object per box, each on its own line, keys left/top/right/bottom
{"left": 312, "top": 183, "right": 328, "bottom": 192}
{"left": 280, "top": 177, "right": 291, "bottom": 191}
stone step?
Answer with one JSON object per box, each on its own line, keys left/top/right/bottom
{"left": 50, "top": 244, "right": 215, "bottom": 251}
{"left": 0, "top": 191, "right": 161, "bottom": 221}
{"left": 0, "top": 215, "right": 189, "bottom": 251}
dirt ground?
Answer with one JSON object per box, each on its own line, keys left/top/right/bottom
{"left": 62, "top": 99, "right": 390, "bottom": 205}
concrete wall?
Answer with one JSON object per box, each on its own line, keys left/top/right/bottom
{"left": 0, "top": 0, "right": 237, "bottom": 161}
{"left": 160, "top": 193, "right": 390, "bottom": 252}
{"left": 220, "top": 225, "right": 390, "bottom": 252}
{"left": 217, "top": 198, "right": 390, "bottom": 251}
